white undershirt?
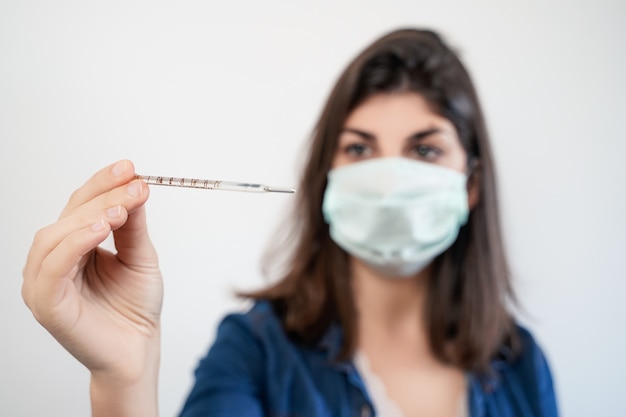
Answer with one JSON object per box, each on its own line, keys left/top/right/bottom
{"left": 354, "top": 351, "right": 468, "bottom": 417}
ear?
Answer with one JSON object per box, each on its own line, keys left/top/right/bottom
{"left": 467, "top": 160, "right": 481, "bottom": 209}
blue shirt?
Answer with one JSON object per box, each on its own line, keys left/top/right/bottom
{"left": 179, "top": 301, "right": 558, "bottom": 417}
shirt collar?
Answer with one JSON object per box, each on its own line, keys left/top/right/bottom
{"left": 315, "top": 319, "right": 516, "bottom": 395}
{"left": 316, "top": 321, "right": 344, "bottom": 361}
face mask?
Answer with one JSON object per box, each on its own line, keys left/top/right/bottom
{"left": 322, "top": 157, "right": 469, "bottom": 277}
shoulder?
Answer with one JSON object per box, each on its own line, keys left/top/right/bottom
{"left": 509, "top": 324, "right": 554, "bottom": 383}
{"left": 492, "top": 324, "right": 559, "bottom": 416}
{"left": 186, "top": 301, "right": 288, "bottom": 399}
{"left": 179, "top": 302, "right": 293, "bottom": 415}
{"left": 207, "top": 299, "right": 297, "bottom": 367}
{"left": 215, "top": 300, "right": 286, "bottom": 344}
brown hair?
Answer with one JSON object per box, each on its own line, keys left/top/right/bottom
{"left": 243, "top": 28, "right": 518, "bottom": 373}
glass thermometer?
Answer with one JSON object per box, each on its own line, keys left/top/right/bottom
{"left": 135, "top": 175, "right": 295, "bottom": 194}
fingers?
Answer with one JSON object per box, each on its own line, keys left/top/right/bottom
{"left": 23, "top": 218, "right": 112, "bottom": 321}
{"left": 68, "top": 179, "right": 149, "bottom": 226}
{"left": 23, "top": 178, "right": 149, "bottom": 281}
{"left": 22, "top": 206, "right": 127, "bottom": 306}
{"left": 23, "top": 204, "right": 130, "bottom": 284}
{"left": 61, "top": 160, "right": 137, "bottom": 219}
{"left": 23, "top": 160, "right": 150, "bottom": 307}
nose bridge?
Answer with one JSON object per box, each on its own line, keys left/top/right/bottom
{"left": 378, "top": 133, "right": 406, "bottom": 158}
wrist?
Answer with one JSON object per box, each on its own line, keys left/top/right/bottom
{"left": 90, "top": 371, "right": 159, "bottom": 417}
{"left": 90, "top": 333, "right": 160, "bottom": 417}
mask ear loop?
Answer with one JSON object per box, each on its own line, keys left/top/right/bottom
{"left": 465, "top": 156, "right": 481, "bottom": 209}
{"left": 466, "top": 156, "right": 480, "bottom": 177}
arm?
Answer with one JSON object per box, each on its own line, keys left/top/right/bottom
{"left": 22, "top": 160, "right": 163, "bottom": 417}
{"left": 179, "top": 314, "right": 265, "bottom": 417}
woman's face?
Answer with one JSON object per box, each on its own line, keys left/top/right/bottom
{"left": 331, "top": 93, "right": 468, "bottom": 173}
{"left": 331, "top": 92, "right": 479, "bottom": 207}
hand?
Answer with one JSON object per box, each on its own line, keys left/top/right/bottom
{"left": 22, "top": 160, "right": 163, "bottom": 398}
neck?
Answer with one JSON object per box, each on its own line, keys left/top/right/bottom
{"left": 352, "top": 257, "right": 431, "bottom": 343}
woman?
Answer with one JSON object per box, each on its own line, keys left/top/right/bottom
{"left": 22, "top": 29, "right": 558, "bottom": 416}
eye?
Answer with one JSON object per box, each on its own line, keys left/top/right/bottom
{"left": 409, "top": 144, "right": 442, "bottom": 161}
{"left": 344, "top": 142, "right": 373, "bottom": 158}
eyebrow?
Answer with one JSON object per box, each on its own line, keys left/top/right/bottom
{"left": 341, "top": 127, "right": 443, "bottom": 141}
{"left": 341, "top": 128, "right": 376, "bottom": 141}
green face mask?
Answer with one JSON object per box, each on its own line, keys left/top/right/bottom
{"left": 322, "top": 157, "right": 469, "bottom": 277}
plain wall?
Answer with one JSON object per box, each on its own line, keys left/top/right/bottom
{"left": 1, "top": 1, "right": 625, "bottom": 416}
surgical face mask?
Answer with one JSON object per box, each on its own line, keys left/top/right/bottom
{"left": 322, "top": 157, "right": 469, "bottom": 277}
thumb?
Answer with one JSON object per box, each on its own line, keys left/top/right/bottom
{"left": 113, "top": 205, "right": 158, "bottom": 268}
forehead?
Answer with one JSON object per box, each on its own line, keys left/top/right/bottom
{"left": 343, "top": 93, "right": 455, "bottom": 134}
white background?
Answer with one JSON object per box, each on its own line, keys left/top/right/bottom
{"left": 1, "top": 1, "right": 625, "bottom": 416}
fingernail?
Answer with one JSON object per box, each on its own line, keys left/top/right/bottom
{"left": 112, "top": 160, "right": 128, "bottom": 177}
{"left": 106, "top": 206, "right": 122, "bottom": 219}
{"left": 91, "top": 219, "right": 106, "bottom": 231}
{"left": 127, "top": 181, "right": 142, "bottom": 197}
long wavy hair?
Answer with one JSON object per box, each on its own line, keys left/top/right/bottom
{"left": 244, "top": 28, "right": 518, "bottom": 373}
